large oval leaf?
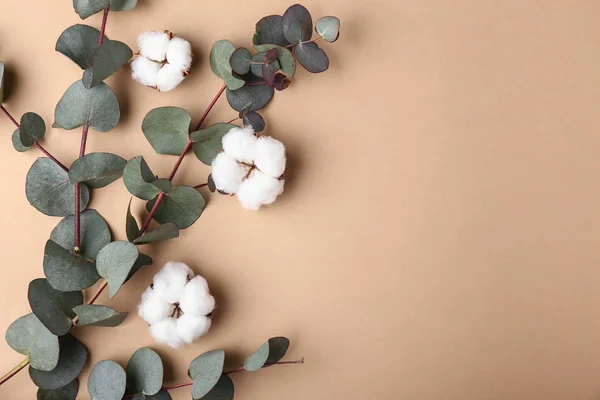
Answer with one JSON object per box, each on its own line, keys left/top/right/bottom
{"left": 37, "top": 379, "right": 79, "bottom": 400}
{"left": 190, "top": 123, "right": 236, "bottom": 165}
{"left": 69, "top": 152, "right": 126, "bottom": 188}
{"left": 73, "top": 305, "right": 128, "bottom": 327}
{"left": 229, "top": 48, "right": 252, "bottom": 75}
{"left": 253, "top": 15, "right": 291, "bottom": 47}
{"left": 88, "top": 360, "right": 126, "bottom": 400}
{"left": 50, "top": 209, "right": 111, "bottom": 260}
{"left": 189, "top": 350, "right": 224, "bottom": 400}
{"left": 210, "top": 40, "right": 245, "bottom": 90}
{"left": 83, "top": 40, "right": 133, "bottom": 88}
{"left": 74, "top": 0, "right": 137, "bottom": 19}
{"left": 29, "top": 334, "right": 87, "bottom": 390}
{"left": 56, "top": 24, "right": 102, "bottom": 69}
{"left": 126, "top": 347, "right": 164, "bottom": 395}
{"left": 96, "top": 241, "right": 139, "bottom": 299}
{"left": 146, "top": 186, "right": 205, "bottom": 229}
{"left": 28, "top": 279, "right": 83, "bottom": 336}
{"left": 141, "top": 107, "right": 191, "bottom": 156}
{"left": 5, "top": 313, "right": 59, "bottom": 372}
{"left": 43, "top": 240, "right": 100, "bottom": 291}
{"left": 282, "top": 4, "right": 313, "bottom": 44}
{"left": 294, "top": 42, "right": 329, "bottom": 73}
{"left": 226, "top": 79, "right": 274, "bottom": 112}
{"left": 20, "top": 112, "right": 46, "bottom": 147}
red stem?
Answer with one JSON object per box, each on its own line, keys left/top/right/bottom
{"left": 0, "top": 104, "right": 19, "bottom": 126}
{"left": 98, "top": 7, "right": 109, "bottom": 45}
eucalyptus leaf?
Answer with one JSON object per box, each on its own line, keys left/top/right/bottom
{"left": 126, "top": 200, "right": 140, "bottom": 242}
{"left": 316, "top": 16, "right": 340, "bottom": 42}
{"left": 210, "top": 40, "right": 245, "bottom": 90}
{"left": 244, "top": 337, "right": 290, "bottom": 371}
{"left": 229, "top": 48, "right": 252, "bottom": 75}
{"left": 123, "top": 156, "right": 162, "bottom": 200}
{"left": 189, "top": 350, "right": 224, "bottom": 399}
{"left": 5, "top": 313, "right": 59, "bottom": 372}
{"left": 54, "top": 80, "right": 120, "bottom": 132}
{"left": 88, "top": 360, "right": 126, "bottom": 400}
{"left": 190, "top": 123, "right": 236, "bottom": 165}
{"left": 44, "top": 240, "right": 100, "bottom": 291}
{"left": 208, "top": 174, "right": 216, "bottom": 193}
{"left": 226, "top": 78, "right": 274, "bottom": 112}
{"left": 12, "top": 129, "right": 32, "bottom": 152}
{"left": 28, "top": 279, "right": 83, "bottom": 336}
{"left": 69, "top": 152, "right": 126, "bottom": 188}
{"left": 126, "top": 347, "right": 164, "bottom": 396}
{"left": 83, "top": 40, "right": 133, "bottom": 88}
{"left": 282, "top": 4, "right": 313, "bottom": 44}
{"left": 56, "top": 25, "right": 102, "bottom": 69}
{"left": 295, "top": 42, "right": 329, "bottom": 73}
{"left": 74, "top": 0, "right": 137, "bottom": 19}
{"left": 125, "top": 253, "right": 153, "bottom": 283}
{"left": 37, "top": 379, "right": 79, "bottom": 400}
{"left": 273, "top": 73, "right": 291, "bottom": 91}
{"left": 263, "top": 336, "right": 290, "bottom": 365}
{"left": 26, "top": 158, "right": 90, "bottom": 217}
{"left": 134, "top": 222, "right": 179, "bottom": 245}
{"left": 243, "top": 111, "right": 265, "bottom": 132}
{"left": 0, "top": 61, "right": 5, "bottom": 102}
{"left": 253, "top": 15, "right": 291, "bottom": 47}
{"left": 73, "top": 305, "right": 128, "bottom": 327}
{"left": 202, "top": 375, "right": 234, "bottom": 400}
{"left": 142, "top": 107, "right": 191, "bottom": 156}
{"left": 146, "top": 186, "right": 205, "bottom": 229}
{"left": 20, "top": 112, "right": 46, "bottom": 147}
{"left": 29, "top": 334, "right": 87, "bottom": 390}
{"left": 250, "top": 52, "right": 280, "bottom": 79}
{"left": 50, "top": 209, "right": 111, "bottom": 260}
{"left": 96, "top": 241, "right": 140, "bottom": 299}
{"left": 254, "top": 44, "right": 296, "bottom": 77}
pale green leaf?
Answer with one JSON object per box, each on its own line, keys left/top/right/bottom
{"left": 73, "top": 305, "right": 128, "bottom": 327}
{"left": 5, "top": 313, "right": 59, "bottom": 372}
{"left": 96, "top": 241, "right": 139, "bottom": 299}
{"left": 141, "top": 107, "right": 191, "bottom": 155}
{"left": 88, "top": 360, "right": 126, "bottom": 400}
{"left": 69, "top": 152, "right": 126, "bottom": 188}
{"left": 145, "top": 186, "right": 205, "bottom": 229}
{"left": 210, "top": 40, "right": 245, "bottom": 90}
{"left": 126, "top": 347, "right": 164, "bottom": 395}
{"left": 43, "top": 240, "right": 100, "bottom": 291}
{"left": 50, "top": 209, "right": 111, "bottom": 260}
{"left": 29, "top": 334, "right": 87, "bottom": 390}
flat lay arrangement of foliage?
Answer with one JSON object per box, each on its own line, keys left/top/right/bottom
{"left": 0, "top": 2, "right": 340, "bottom": 399}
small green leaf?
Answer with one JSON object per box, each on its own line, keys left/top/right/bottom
{"left": 29, "top": 334, "right": 87, "bottom": 390}
{"left": 141, "top": 107, "right": 191, "bottom": 156}
{"left": 244, "top": 342, "right": 269, "bottom": 372}
{"left": 125, "top": 253, "right": 153, "bottom": 283}
{"left": 126, "top": 347, "right": 164, "bottom": 396}
{"left": 210, "top": 40, "right": 245, "bottom": 90}
{"left": 202, "top": 374, "right": 234, "bottom": 400}
{"left": 12, "top": 129, "right": 32, "bottom": 152}
{"left": 146, "top": 186, "right": 205, "bottom": 230}
{"left": 5, "top": 313, "right": 59, "bottom": 372}
{"left": 96, "top": 241, "right": 139, "bottom": 299}
{"left": 190, "top": 123, "right": 236, "bottom": 165}
{"left": 189, "top": 350, "right": 224, "bottom": 399}
{"left": 74, "top": 0, "right": 137, "bottom": 19}
{"left": 50, "top": 209, "right": 111, "bottom": 260}
{"left": 226, "top": 79, "right": 274, "bottom": 112}
{"left": 282, "top": 4, "right": 313, "bottom": 44}
{"left": 316, "top": 16, "right": 340, "bottom": 42}
{"left": 28, "top": 279, "right": 83, "bottom": 336}
{"left": 73, "top": 305, "right": 128, "bottom": 327}
{"left": 37, "top": 379, "right": 79, "bottom": 400}
{"left": 0, "top": 61, "right": 5, "bottom": 102}
{"left": 26, "top": 158, "right": 90, "bottom": 217}
{"left": 294, "top": 42, "right": 329, "bottom": 73}
{"left": 134, "top": 223, "right": 179, "bottom": 245}
{"left": 229, "top": 48, "right": 252, "bottom": 75}
{"left": 88, "top": 360, "right": 126, "bottom": 400}
{"left": 19, "top": 112, "right": 46, "bottom": 147}
{"left": 254, "top": 44, "right": 296, "bottom": 77}
{"left": 54, "top": 80, "right": 120, "bottom": 132}
{"left": 208, "top": 174, "right": 216, "bottom": 193}
{"left": 69, "top": 152, "right": 126, "bottom": 188}
{"left": 83, "top": 40, "right": 133, "bottom": 88}
{"left": 263, "top": 336, "right": 290, "bottom": 365}
{"left": 123, "top": 156, "right": 164, "bottom": 200}
{"left": 126, "top": 200, "right": 140, "bottom": 242}
{"left": 253, "top": 15, "right": 291, "bottom": 47}
{"left": 244, "top": 337, "right": 290, "bottom": 371}
{"left": 243, "top": 111, "right": 265, "bottom": 132}
{"left": 44, "top": 240, "right": 100, "bottom": 291}
{"left": 56, "top": 25, "right": 102, "bottom": 69}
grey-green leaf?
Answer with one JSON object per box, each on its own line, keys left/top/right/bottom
{"left": 295, "top": 42, "right": 329, "bottom": 73}
{"left": 134, "top": 222, "right": 179, "bottom": 245}
{"left": 131, "top": 392, "right": 172, "bottom": 400}
{"left": 29, "top": 334, "right": 87, "bottom": 390}
{"left": 37, "top": 379, "right": 79, "bottom": 400}
{"left": 202, "top": 375, "right": 234, "bottom": 400}
{"left": 226, "top": 81, "right": 274, "bottom": 112}
{"left": 20, "top": 112, "right": 46, "bottom": 147}
{"left": 96, "top": 241, "right": 139, "bottom": 299}
{"left": 229, "top": 48, "right": 252, "bottom": 75}
{"left": 73, "top": 305, "right": 128, "bottom": 327}
{"left": 210, "top": 40, "right": 245, "bottom": 90}
{"left": 316, "top": 16, "right": 340, "bottom": 42}
{"left": 244, "top": 342, "right": 269, "bottom": 372}
{"left": 5, "top": 313, "right": 59, "bottom": 372}
{"left": 50, "top": 209, "right": 111, "bottom": 260}
{"left": 190, "top": 123, "right": 236, "bottom": 165}
{"left": 12, "top": 129, "right": 32, "bottom": 152}
{"left": 26, "top": 158, "right": 90, "bottom": 217}
{"left": 83, "top": 40, "right": 133, "bottom": 88}
{"left": 189, "top": 350, "right": 225, "bottom": 400}
{"left": 88, "top": 360, "right": 126, "bottom": 400}
{"left": 125, "top": 253, "right": 153, "bottom": 283}
{"left": 282, "top": 4, "right": 313, "bottom": 44}
{"left": 0, "top": 61, "right": 4, "bottom": 102}
{"left": 123, "top": 156, "right": 162, "bottom": 200}
{"left": 44, "top": 240, "right": 100, "bottom": 291}
{"left": 54, "top": 80, "right": 120, "bottom": 132}
{"left": 56, "top": 24, "right": 102, "bottom": 69}
{"left": 250, "top": 52, "right": 280, "bottom": 79}
{"left": 74, "top": 0, "right": 137, "bottom": 19}
{"left": 263, "top": 336, "right": 290, "bottom": 365}
{"left": 243, "top": 111, "right": 265, "bottom": 132}
{"left": 141, "top": 107, "right": 191, "bottom": 155}
{"left": 28, "top": 279, "right": 83, "bottom": 336}
{"left": 126, "top": 347, "right": 164, "bottom": 396}
{"left": 126, "top": 200, "right": 140, "bottom": 242}
{"left": 254, "top": 44, "right": 296, "bottom": 77}
{"left": 244, "top": 337, "right": 290, "bottom": 371}
{"left": 146, "top": 186, "right": 205, "bottom": 229}
{"left": 69, "top": 152, "right": 126, "bottom": 188}
{"left": 253, "top": 15, "right": 291, "bottom": 47}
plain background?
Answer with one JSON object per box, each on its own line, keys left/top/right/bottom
{"left": 1, "top": 0, "right": 600, "bottom": 399}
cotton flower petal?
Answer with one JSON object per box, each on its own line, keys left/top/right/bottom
{"left": 131, "top": 57, "right": 160, "bottom": 87}
{"left": 222, "top": 126, "right": 257, "bottom": 163}
{"left": 236, "top": 170, "right": 285, "bottom": 210}
{"left": 156, "top": 64, "right": 186, "bottom": 92}
{"left": 166, "top": 37, "right": 193, "bottom": 71}
{"left": 138, "top": 31, "right": 171, "bottom": 62}
{"left": 176, "top": 314, "right": 211, "bottom": 344}
{"left": 211, "top": 153, "right": 249, "bottom": 194}
{"left": 150, "top": 317, "right": 184, "bottom": 349}
{"left": 153, "top": 261, "right": 194, "bottom": 304}
{"left": 254, "top": 136, "right": 286, "bottom": 177}
{"left": 138, "top": 287, "right": 175, "bottom": 325}
{"left": 180, "top": 276, "right": 215, "bottom": 316}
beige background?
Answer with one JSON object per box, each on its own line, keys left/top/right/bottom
{"left": 1, "top": 0, "right": 600, "bottom": 399}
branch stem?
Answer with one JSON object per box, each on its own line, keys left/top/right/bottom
{"left": 0, "top": 357, "right": 30, "bottom": 386}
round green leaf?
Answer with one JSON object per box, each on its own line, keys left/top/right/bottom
{"left": 226, "top": 75, "right": 274, "bottom": 112}
{"left": 88, "top": 360, "right": 126, "bottom": 400}
{"left": 69, "top": 152, "right": 126, "bottom": 188}
{"left": 141, "top": 107, "right": 191, "bottom": 156}
{"left": 202, "top": 374, "right": 234, "bottom": 400}
{"left": 96, "top": 241, "right": 139, "bottom": 299}
{"left": 243, "top": 342, "right": 269, "bottom": 372}
{"left": 123, "top": 156, "right": 166, "bottom": 200}
{"left": 56, "top": 24, "right": 102, "bottom": 69}
{"left": 54, "top": 80, "right": 120, "bottom": 132}
{"left": 254, "top": 44, "right": 296, "bottom": 77}
{"left": 282, "top": 4, "right": 313, "bottom": 44}
{"left": 145, "top": 186, "right": 206, "bottom": 230}
{"left": 26, "top": 158, "right": 90, "bottom": 217}
{"left": 28, "top": 279, "right": 83, "bottom": 336}
{"left": 73, "top": 305, "right": 128, "bottom": 327}
{"left": 230, "top": 48, "right": 252, "bottom": 75}
{"left": 316, "top": 16, "right": 340, "bottom": 42}
{"left": 74, "top": 0, "right": 137, "bottom": 19}
{"left": 294, "top": 42, "right": 329, "bottom": 73}
{"left": 12, "top": 129, "right": 32, "bottom": 152}
{"left": 37, "top": 379, "right": 79, "bottom": 400}
{"left": 263, "top": 336, "right": 290, "bottom": 365}
{"left": 210, "top": 40, "right": 245, "bottom": 90}
{"left": 244, "top": 337, "right": 290, "bottom": 371}
{"left": 126, "top": 347, "right": 164, "bottom": 396}
{"left": 243, "top": 111, "right": 265, "bottom": 132}
{"left": 44, "top": 240, "right": 100, "bottom": 291}
{"left": 250, "top": 52, "right": 280, "bottom": 79}
{"left": 50, "top": 209, "right": 111, "bottom": 260}
{"left": 5, "top": 313, "right": 59, "bottom": 372}
{"left": 83, "top": 40, "right": 133, "bottom": 88}
{"left": 29, "top": 334, "right": 87, "bottom": 390}
{"left": 190, "top": 123, "right": 236, "bottom": 165}
{"left": 20, "top": 112, "right": 46, "bottom": 147}
{"left": 134, "top": 222, "right": 179, "bottom": 245}
{"left": 189, "top": 350, "right": 224, "bottom": 399}
{"left": 126, "top": 199, "right": 140, "bottom": 242}
{"left": 253, "top": 15, "right": 291, "bottom": 47}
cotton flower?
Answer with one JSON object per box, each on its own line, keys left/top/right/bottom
{"left": 211, "top": 126, "right": 286, "bottom": 210}
{"left": 138, "top": 262, "right": 215, "bottom": 348}
{"left": 131, "top": 30, "right": 193, "bottom": 92}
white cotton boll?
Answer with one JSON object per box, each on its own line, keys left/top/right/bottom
{"left": 138, "top": 31, "right": 171, "bottom": 62}
{"left": 138, "top": 287, "right": 175, "bottom": 325}
{"left": 180, "top": 276, "right": 215, "bottom": 316}
{"left": 222, "top": 126, "right": 257, "bottom": 163}
{"left": 150, "top": 318, "right": 184, "bottom": 349}
{"left": 254, "top": 136, "right": 286, "bottom": 178}
{"left": 236, "top": 170, "right": 285, "bottom": 210}
{"left": 156, "top": 64, "right": 186, "bottom": 92}
{"left": 131, "top": 57, "right": 160, "bottom": 87}
{"left": 166, "top": 37, "right": 193, "bottom": 71}
{"left": 176, "top": 314, "right": 211, "bottom": 344}
{"left": 211, "top": 152, "right": 249, "bottom": 194}
{"left": 152, "top": 261, "right": 194, "bottom": 304}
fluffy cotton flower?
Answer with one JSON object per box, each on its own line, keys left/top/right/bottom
{"left": 254, "top": 136, "right": 286, "bottom": 178}
{"left": 222, "top": 126, "right": 257, "bottom": 163}
{"left": 137, "top": 31, "right": 171, "bottom": 62}
{"left": 156, "top": 64, "right": 186, "bottom": 92}
{"left": 150, "top": 318, "right": 184, "bottom": 348}
{"left": 211, "top": 153, "right": 249, "bottom": 194}
{"left": 131, "top": 56, "right": 161, "bottom": 87}
{"left": 167, "top": 37, "right": 193, "bottom": 70}
{"left": 138, "top": 287, "right": 175, "bottom": 325}
{"left": 176, "top": 314, "right": 212, "bottom": 344}
{"left": 237, "top": 170, "right": 285, "bottom": 210}
{"left": 180, "top": 276, "right": 215, "bottom": 316}
{"left": 152, "top": 261, "right": 193, "bottom": 304}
